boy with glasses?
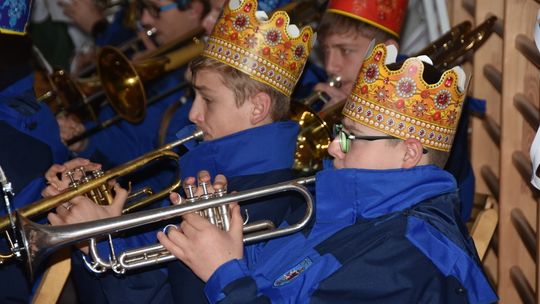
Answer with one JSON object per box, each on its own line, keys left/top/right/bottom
{"left": 158, "top": 43, "right": 498, "bottom": 303}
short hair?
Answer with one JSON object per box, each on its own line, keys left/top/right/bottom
{"left": 318, "top": 12, "right": 395, "bottom": 44}
{"left": 189, "top": 56, "right": 290, "bottom": 121}
{"left": 385, "top": 60, "right": 452, "bottom": 168}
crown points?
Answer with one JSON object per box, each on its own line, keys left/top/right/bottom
{"left": 343, "top": 43, "right": 468, "bottom": 152}
{"left": 203, "top": 0, "right": 314, "bottom": 96}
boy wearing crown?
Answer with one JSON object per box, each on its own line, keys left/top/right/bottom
{"left": 47, "top": 0, "right": 313, "bottom": 302}
{"left": 313, "top": 0, "right": 407, "bottom": 109}
{"left": 316, "top": 0, "right": 476, "bottom": 223}
{"left": 158, "top": 43, "right": 498, "bottom": 303}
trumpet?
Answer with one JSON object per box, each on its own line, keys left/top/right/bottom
{"left": 17, "top": 176, "right": 315, "bottom": 278}
{"left": 0, "top": 129, "right": 204, "bottom": 264}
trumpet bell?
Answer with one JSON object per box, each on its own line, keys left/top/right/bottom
{"left": 97, "top": 47, "right": 147, "bottom": 124}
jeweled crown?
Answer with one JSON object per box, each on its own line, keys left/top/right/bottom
{"left": 0, "top": 0, "right": 32, "bottom": 35}
{"left": 342, "top": 43, "right": 468, "bottom": 152}
{"left": 327, "top": 0, "right": 408, "bottom": 38}
{"left": 203, "top": 0, "right": 315, "bottom": 97}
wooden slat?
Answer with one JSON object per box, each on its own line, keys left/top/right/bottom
{"left": 480, "top": 165, "right": 500, "bottom": 198}
{"left": 510, "top": 266, "right": 535, "bottom": 304}
{"left": 513, "top": 93, "right": 540, "bottom": 130}
{"left": 512, "top": 151, "right": 540, "bottom": 197}
{"left": 492, "top": 15, "right": 504, "bottom": 38}
{"left": 470, "top": 208, "right": 498, "bottom": 260}
{"left": 483, "top": 64, "right": 503, "bottom": 93}
{"left": 32, "top": 250, "right": 71, "bottom": 304}
{"left": 510, "top": 208, "right": 536, "bottom": 262}
{"left": 462, "top": 0, "right": 475, "bottom": 16}
{"left": 491, "top": 227, "right": 499, "bottom": 257}
{"left": 482, "top": 115, "right": 501, "bottom": 146}
{"left": 515, "top": 34, "right": 540, "bottom": 69}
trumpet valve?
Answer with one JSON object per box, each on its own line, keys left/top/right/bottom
{"left": 65, "top": 170, "right": 80, "bottom": 189}
{"left": 183, "top": 184, "right": 196, "bottom": 203}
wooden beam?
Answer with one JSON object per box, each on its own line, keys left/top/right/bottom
{"left": 482, "top": 115, "right": 501, "bottom": 146}
{"left": 488, "top": 14, "right": 504, "bottom": 38}
{"left": 462, "top": 0, "right": 475, "bottom": 16}
{"left": 513, "top": 93, "right": 540, "bottom": 130}
{"left": 515, "top": 34, "right": 540, "bottom": 69}
{"left": 480, "top": 165, "right": 500, "bottom": 198}
{"left": 483, "top": 64, "right": 503, "bottom": 93}
{"left": 510, "top": 208, "right": 537, "bottom": 262}
{"left": 510, "top": 266, "right": 536, "bottom": 304}
{"left": 512, "top": 151, "right": 540, "bottom": 197}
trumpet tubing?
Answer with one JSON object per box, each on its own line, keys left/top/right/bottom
{"left": 18, "top": 176, "right": 315, "bottom": 277}
{"left": 0, "top": 130, "right": 203, "bottom": 237}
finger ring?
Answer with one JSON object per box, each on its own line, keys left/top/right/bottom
{"left": 63, "top": 202, "right": 73, "bottom": 211}
{"left": 162, "top": 224, "right": 178, "bottom": 235}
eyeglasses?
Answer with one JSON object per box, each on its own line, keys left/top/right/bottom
{"left": 333, "top": 124, "right": 396, "bottom": 153}
{"left": 332, "top": 124, "right": 429, "bottom": 154}
{"left": 139, "top": 0, "right": 181, "bottom": 18}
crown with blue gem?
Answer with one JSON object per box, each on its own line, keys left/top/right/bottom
{"left": 0, "top": 0, "right": 32, "bottom": 36}
{"left": 203, "top": 0, "right": 315, "bottom": 97}
{"left": 342, "top": 43, "right": 468, "bottom": 152}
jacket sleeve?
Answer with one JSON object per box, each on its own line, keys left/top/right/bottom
{"left": 204, "top": 259, "right": 271, "bottom": 304}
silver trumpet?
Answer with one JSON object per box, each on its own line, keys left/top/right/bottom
{"left": 17, "top": 176, "right": 315, "bottom": 279}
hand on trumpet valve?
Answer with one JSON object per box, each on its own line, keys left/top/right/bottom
{"left": 42, "top": 158, "right": 102, "bottom": 197}
{"left": 159, "top": 170, "right": 243, "bottom": 282}
{"left": 47, "top": 183, "right": 128, "bottom": 254}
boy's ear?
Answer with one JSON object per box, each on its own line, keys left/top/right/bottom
{"left": 401, "top": 138, "right": 424, "bottom": 168}
{"left": 249, "top": 92, "right": 272, "bottom": 125}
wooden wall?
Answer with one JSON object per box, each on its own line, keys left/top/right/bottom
{"left": 449, "top": 0, "right": 540, "bottom": 302}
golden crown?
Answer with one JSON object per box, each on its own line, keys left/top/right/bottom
{"left": 203, "top": 0, "right": 315, "bottom": 97}
{"left": 342, "top": 43, "right": 468, "bottom": 152}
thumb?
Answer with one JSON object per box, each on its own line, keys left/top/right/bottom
{"left": 229, "top": 203, "right": 243, "bottom": 243}
{"left": 110, "top": 184, "right": 128, "bottom": 214}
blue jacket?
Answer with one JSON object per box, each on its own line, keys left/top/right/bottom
{"left": 79, "top": 121, "right": 302, "bottom": 303}
{"left": 0, "top": 74, "right": 70, "bottom": 303}
{"left": 204, "top": 166, "right": 498, "bottom": 304}
{"left": 168, "top": 121, "right": 303, "bottom": 303}
{"left": 70, "top": 69, "right": 192, "bottom": 304}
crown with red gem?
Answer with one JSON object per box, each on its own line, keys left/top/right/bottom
{"left": 327, "top": 0, "right": 408, "bottom": 38}
{"left": 203, "top": 0, "right": 315, "bottom": 97}
{"left": 342, "top": 43, "right": 468, "bottom": 152}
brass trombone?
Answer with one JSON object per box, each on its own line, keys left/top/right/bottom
{"left": 17, "top": 176, "right": 315, "bottom": 279}
{"left": 49, "top": 27, "right": 205, "bottom": 145}
{"left": 0, "top": 129, "right": 203, "bottom": 264}
{"left": 290, "top": 102, "right": 332, "bottom": 173}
